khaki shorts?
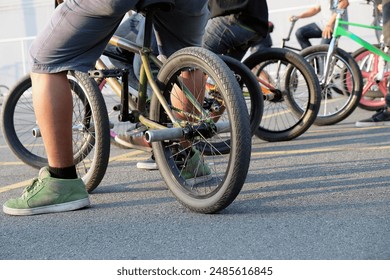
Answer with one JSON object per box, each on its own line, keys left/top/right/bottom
{"left": 30, "top": 0, "right": 208, "bottom": 73}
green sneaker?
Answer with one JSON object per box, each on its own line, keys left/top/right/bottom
{"left": 181, "top": 148, "right": 212, "bottom": 184}
{"left": 3, "top": 167, "right": 90, "bottom": 216}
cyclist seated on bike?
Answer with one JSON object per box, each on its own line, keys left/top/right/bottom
{"left": 3, "top": 0, "right": 211, "bottom": 216}
{"left": 289, "top": 0, "right": 349, "bottom": 49}
{"left": 202, "top": 0, "right": 269, "bottom": 61}
{"left": 124, "top": 0, "right": 269, "bottom": 170}
{"left": 114, "top": 0, "right": 270, "bottom": 171}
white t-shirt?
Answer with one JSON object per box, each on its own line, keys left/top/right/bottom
{"left": 317, "top": 0, "right": 348, "bottom": 29}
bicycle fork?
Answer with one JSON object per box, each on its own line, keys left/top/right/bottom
{"left": 322, "top": 38, "right": 338, "bottom": 86}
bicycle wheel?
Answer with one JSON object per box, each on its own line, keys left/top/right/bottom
{"left": 1, "top": 71, "right": 110, "bottom": 192}
{"left": 197, "top": 55, "right": 263, "bottom": 155}
{"left": 243, "top": 47, "right": 321, "bottom": 141}
{"left": 150, "top": 47, "right": 251, "bottom": 214}
{"left": 301, "top": 45, "right": 363, "bottom": 126}
{"left": 219, "top": 55, "right": 263, "bottom": 136}
{"left": 352, "top": 44, "right": 388, "bottom": 111}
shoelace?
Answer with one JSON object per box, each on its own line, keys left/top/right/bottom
{"left": 21, "top": 177, "right": 42, "bottom": 198}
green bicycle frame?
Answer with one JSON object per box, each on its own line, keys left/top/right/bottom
{"left": 332, "top": 10, "right": 390, "bottom": 62}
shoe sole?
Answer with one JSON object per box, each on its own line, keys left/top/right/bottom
{"left": 355, "top": 121, "right": 390, "bottom": 127}
{"left": 3, "top": 198, "right": 90, "bottom": 216}
{"left": 136, "top": 162, "right": 158, "bottom": 170}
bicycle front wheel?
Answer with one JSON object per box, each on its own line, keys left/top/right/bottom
{"left": 1, "top": 71, "right": 110, "bottom": 192}
{"left": 352, "top": 44, "right": 388, "bottom": 111}
{"left": 243, "top": 47, "right": 321, "bottom": 141}
{"left": 220, "top": 55, "right": 263, "bottom": 136}
{"left": 301, "top": 45, "right": 363, "bottom": 125}
{"left": 150, "top": 47, "right": 252, "bottom": 214}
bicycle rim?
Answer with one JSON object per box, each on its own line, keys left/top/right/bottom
{"left": 352, "top": 45, "right": 387, "bottom": 111}
{"left": 150, "top": 47, "right": 251, "bottom": 214}
{"left": 1, "top": 72, "right": 110, "bottom": 192}
{"left": 301, "top": 45, "right": 362, "bottom": 125}
{"left": 243, "top": 48, "right": 320, "bottom": 141}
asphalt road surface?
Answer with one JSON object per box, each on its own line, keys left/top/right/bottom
{"left": 0, "top": 107, "right": 389, "bottom": 260}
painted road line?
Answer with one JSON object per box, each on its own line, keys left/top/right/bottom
{"left": 0, "top": 149, "right": 149, "bottom": 192}
{"left": 0, "top": 179, "right": 31, "bottom": 193}
{"left": 1, "top": 140, "right": 389, "bottom": 193}
{"left": 0, "top": 161, "right": 25, "bottom": 166}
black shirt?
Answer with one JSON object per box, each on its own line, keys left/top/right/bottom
{"left": 208, "top": 0, "right": 269, "bottom": 34}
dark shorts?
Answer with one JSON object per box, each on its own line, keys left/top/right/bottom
{"left": 202, "top": 15, "right": 266, "bottom": 61}
{"left": 30, "top": 0, "right": 208, "bottom": 73}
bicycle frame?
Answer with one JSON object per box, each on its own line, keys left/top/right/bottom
{"left": 335, "top": 17, "right": 387, "bottom": 61}
{"left": 281, "top": 20, "right": 302, "bottom": 52}
{"left": 322, "top": 9, "right": 389, "bottom": 81}
{"left": 94, "top": 11, "right": 210, "bottom": 134}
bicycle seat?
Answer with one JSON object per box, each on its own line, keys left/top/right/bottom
{"left": 136, "top": 0, "right": 175, "bottom": 13}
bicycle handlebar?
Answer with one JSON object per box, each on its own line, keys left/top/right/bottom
{"left": 283, "top": 20, "right": 296, "bottom": 43}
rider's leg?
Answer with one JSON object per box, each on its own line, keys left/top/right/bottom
{"left": 3, "top": 0, "right": 137, "bottom": 216}
{"left": 295, "top": 23, "right": 322, "bottom": 49}
{"left": 202, "top": 15, "right": 262, "bottom": 61}
{"left": 31, "top": 72, "right": 74, "bottom": 170}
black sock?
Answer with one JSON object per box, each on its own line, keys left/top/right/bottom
{"left": 48, "top": 165, "right": 77, "bottom": 179}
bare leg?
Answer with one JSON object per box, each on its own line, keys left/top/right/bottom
{"left": 168, "top": 70, "right": 205, "bottom": 151}
{"left": 31, "top": 72, "right": 74, "bottom": 168}
{"left": 2, "top": 71, "right": 89, "bottom": 215}
{"left": 171, "top": 70, "right": 206, "bottom": 121}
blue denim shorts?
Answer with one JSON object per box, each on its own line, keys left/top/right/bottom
{"left": 202, "top": 14, "right": 264, "bottom": 60}
{"left": 30, "top": 0, "right": 208, "bottom": 74}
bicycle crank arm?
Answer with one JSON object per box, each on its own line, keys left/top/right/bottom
{"left": 145, "top": 121, "right": 230, "bottom": 143}
{"left": 31, "top": 122, "right": 115, "bottom": 138}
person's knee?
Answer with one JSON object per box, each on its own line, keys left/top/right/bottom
{"left": 30, "top": 72, "right": 67, "bottom": 87}
{"left": 295, "top": 28, "right": 304, "bottom": 40}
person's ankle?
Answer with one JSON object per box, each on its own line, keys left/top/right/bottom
{"left": 49, "top": 165, "right": 77, "bottom": 179}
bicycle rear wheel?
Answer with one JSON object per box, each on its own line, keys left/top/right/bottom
{"left": 219, "top": 55, "right": 263, "bottom": 136}
{"left": 197, "top": 55, "right": 263, "bottom": 155}
{"left": 1, "top": 71, "right": 110, "bottom": 192}
{"left": 301, "top": 45, "right": 363, "bottom": 125}
{"left": 150, "top": 47, "right": 251, "bottom": 214}
{"left": 243, "top": 47, "right": 321, "bottom": 141}
{"left": 352, "top": 44, "right": 388, "bottom": 111}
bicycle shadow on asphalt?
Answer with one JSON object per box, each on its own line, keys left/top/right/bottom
{"left": 94, "top": 178, "right": 166, "bottom": 194}
{"left": 251, "top": 126, "right": 390, "bottom": 155}
{"left": 91, "top": 194, "right": 177, "bottom": 211}
{"left": 235, "top": 155, "right": 390, "bottom": 215}
{"left": 83, "top": 123, "right": 390, "bottom": 214}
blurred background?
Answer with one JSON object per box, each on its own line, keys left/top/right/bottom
{"left": 0, "top": 0, "right": 380, "bottom": 91}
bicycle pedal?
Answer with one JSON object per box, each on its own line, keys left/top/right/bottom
{"left": 88, "top": 69, "right": 127, "bottom": 78}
